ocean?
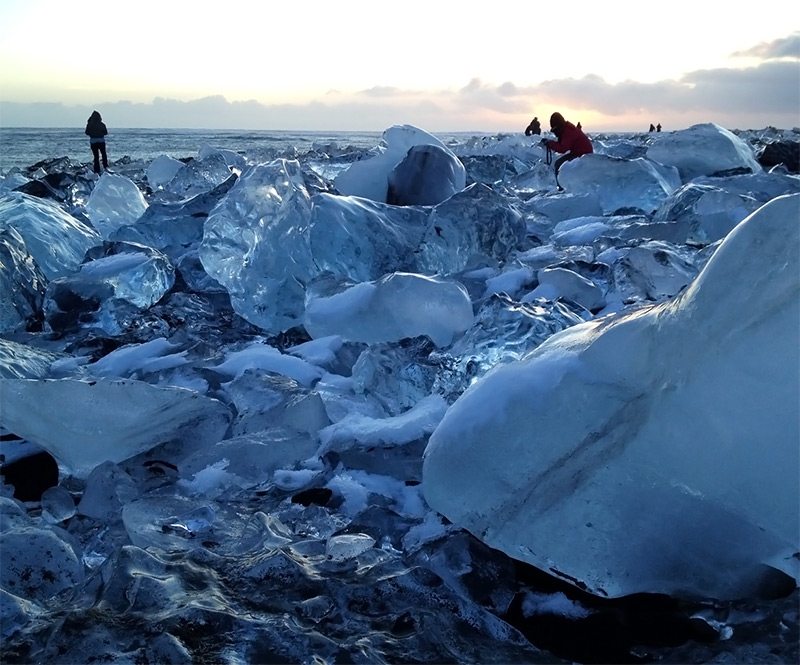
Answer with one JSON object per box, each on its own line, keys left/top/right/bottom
{"left": 0, "top": 127, "right": 483, "bottom": 173}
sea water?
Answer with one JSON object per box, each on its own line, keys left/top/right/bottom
{"left": 0, "top": 127, "right": 482, "bottom": 173}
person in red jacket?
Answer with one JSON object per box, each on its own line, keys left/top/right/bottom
{"left": 542, "top": 112, "right": 593, "bottom": 189}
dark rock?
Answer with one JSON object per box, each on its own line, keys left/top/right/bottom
{"left": 1, "top": 450, "right": 59, "bottom": 502}
{"left": 758, "top": 141, "right": 800, "bottom": 173}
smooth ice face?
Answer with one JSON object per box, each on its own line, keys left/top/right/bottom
{"left": 304, "top": 272, "right": 474, "bottom": 348}
{"left": 85, "top": 173, "right": 148, "bottom": 238}
{"left": 0, "top": 378, "right": 231, "bottom": 478}
{"left": 309, "top": 193, "right": 427, "bottom": 282}
{"left": 146, "top": 154, "right": 184, "bottom": 191}
{"left": 646, "top": 123, "right": 762, "bottom": 182}
{"left": 423, "top": 194, "right": 800, "bottom": 600}
{"left": 559, "top": 154, "right": 681, "bottom": 214}
{"left": 0, "top": 192, "right": 101, "bottom": 280}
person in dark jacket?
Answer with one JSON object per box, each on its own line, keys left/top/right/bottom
{"left": 85, "top": 110, "right": 109, "bottom": 174}
{"left": 524, "top": 116, "right": 541, "bottom": 136}
{"left": 541, "top": 112, "right": 593, "bottom": 189}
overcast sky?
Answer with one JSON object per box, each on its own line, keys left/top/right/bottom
{"left": 0, "top": 0, "right": 798, "bottom": 132}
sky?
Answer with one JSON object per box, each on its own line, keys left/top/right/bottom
{"left": 0, "top": 0, "right": 798, "bottom": 132}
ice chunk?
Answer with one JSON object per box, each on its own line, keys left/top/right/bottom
{"left": 335, "top": 124, "right": 465, "bottom": 203}
{"left": 325, "top": 533, "right": 376, "bottom": 562}
{"left": 1, "top": 526, "right": 84, "bottom": 602}
{"left": 0, "top": 378, "right": 231, "bottom": 478}
{"left": 423, "top": 194, "right": 800, "bottom": 600}
{"left": 77, "top": 461, "right": 139, "bottom": 520}
{"left": 88, "top": 338, "right": 188, "bottom": 379}
{"left": 523, "top": 191, "right": 603, "bottom": 224}
{"left": 198, "top": 144, "right": 247, "bottom": 170}
{"left": 646, "top": 123, "right": 763, "bottom": 182}
{"left": 179, "top": 428, "right": 319, "bottom": 497}
{"left": 146, "top": 154, "right": 184, "bottom": 190}
{"left": 220, "top": 370, "right": 330, "bottom": 437}
{"left": 653, "top": 183, "right": 762, "bottom": 244}
{"left": 113, "top": 174, "right": 237, "bottom": 262}
{"left": 0, "top": 192, "right": 101, "bottom": 279}
{"left": 44, "top": 241, "right": 175, "bottom": 335}
{"left": 85, "top": 173, "right": 148, "bottom": 238}
{"left": 41, "top": 486, "right": 77, "bottom": 524}
{"left": 387, "top": 143, "right": 466, "bottom": 206}
{"left": 210, "top": 341, "right": 325, "bottom": 388}
{"left": 305, "top": 272, "right": 474, "bottom": 347}
{"left": 0, "top": 226, "right": 47, "bottom": 332}
{"left": 318, "top": 393, "right": 448, "bottom": 455}
{"left": 0, "top": 338, "right": 71, "bottom": 379}
{"left": 165, "top": 153, "right": 233, "bottom": 199}
{"left": 199, "top": 159, "right": 315, "bottom": 333}
{"left": 609, "top": 241, "right": 703, "bottom": 304}
{"left": 526, "top": 266, "right": 604, "bottom": 312}
{"left": 309, "top": 193, "right": 428, "bottom": 282}
{"left": 559, "top": 155, "right": 680, "bottom": 214}
{"left": 121, "top": 495, "right": 248, "bottom": 552}
{"left": 416, "top": 184, "right": 526, "bottom": 275}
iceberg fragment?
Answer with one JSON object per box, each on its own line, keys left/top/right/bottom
{"left": 423, "top": 194, "right": 800, "bottom": 600}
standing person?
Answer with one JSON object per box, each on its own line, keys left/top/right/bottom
{"left": 649, "top": 123, "right": 656, "bottom": 132}
{"left": 541, "top": 112, "right": 593, "bottom": 190}
{"left": 524, "top": 116, "right": 542, "bottom": 136}
{"left": 85, "top": 110, "right": 109, "bottom": 174}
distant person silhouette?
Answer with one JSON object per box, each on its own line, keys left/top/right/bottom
{"left": 649, "top": 123, "right": 656, "bottom": 132}
{"left": 656, "top": 123, "right": 662, "bottom": 132}
{"left": 576, "top": 122, "right": 582, "bottom": 130}
{"left": 541, "top": 112, "right": 593, "bottom": 190}
{"left": 524, "top": 117, "right": 542, "bottom": 136}
{"left": 85, "top": 110, "right": 109, "bottom": 174}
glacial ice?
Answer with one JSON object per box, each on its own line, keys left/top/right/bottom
{"left": 199, "top": 159, "right": 316, "bottom": 333}
{"left": 387, "top": 143, "right": 466, "bottom": 206}
{"left": 653, "top": 182, "right": 763, "bottom": 243}
{"left": 0, "top": 226, "right": 47, "bottom": 332}
{"left": 85, "top": 173, "right": 148, "bottom": 237}
{"left": 164, "top": 152, "right": 233, "bottom": 199}
{"left": 646, "top": 122, "right": 763, "bottom": 182}
{"left": 415, "top": 183, "right": 526, "bottom": 275}
{"left": 43, "top": 241, "right": 175, "bottom": 335}
{"left": 1, "top": 525, "right": 84, "bottom": 602}
{"left": 304, "top": 272, "right": 474, "bottom": 347}
{"left": 0, "top": 378, "right": 231, "bottom": 477}
{"left": 334, "top": 124, "right": 466, "bottom": 203}
{"left": 2, "top": 125, "right": 799, "bottom": 663}
{"left": 559, "top": 154, "right": 681, "bottom": 213}
{"left": 0, "top": 192, "right": 101, "bottom": 280}
{"left": 423, "top": 193, "right": 800, "bottom": 600}
{"left": 146, "top": 154, "right": 184, "bottom": 191}
{"left": 179, "top": 428, "right": 319, "bottom": 499}
{"left": 309, "top": 192, "right": 427, "bottom": 282}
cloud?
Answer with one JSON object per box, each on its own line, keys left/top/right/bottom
{"left": 732, "top": 32, "right": 800, "bottom": 60}
{"left": 358, "top": 86, "right": 404, "bottom": 97}
{"left": 1, "top": 33, "right": 798, "bottom": 132}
